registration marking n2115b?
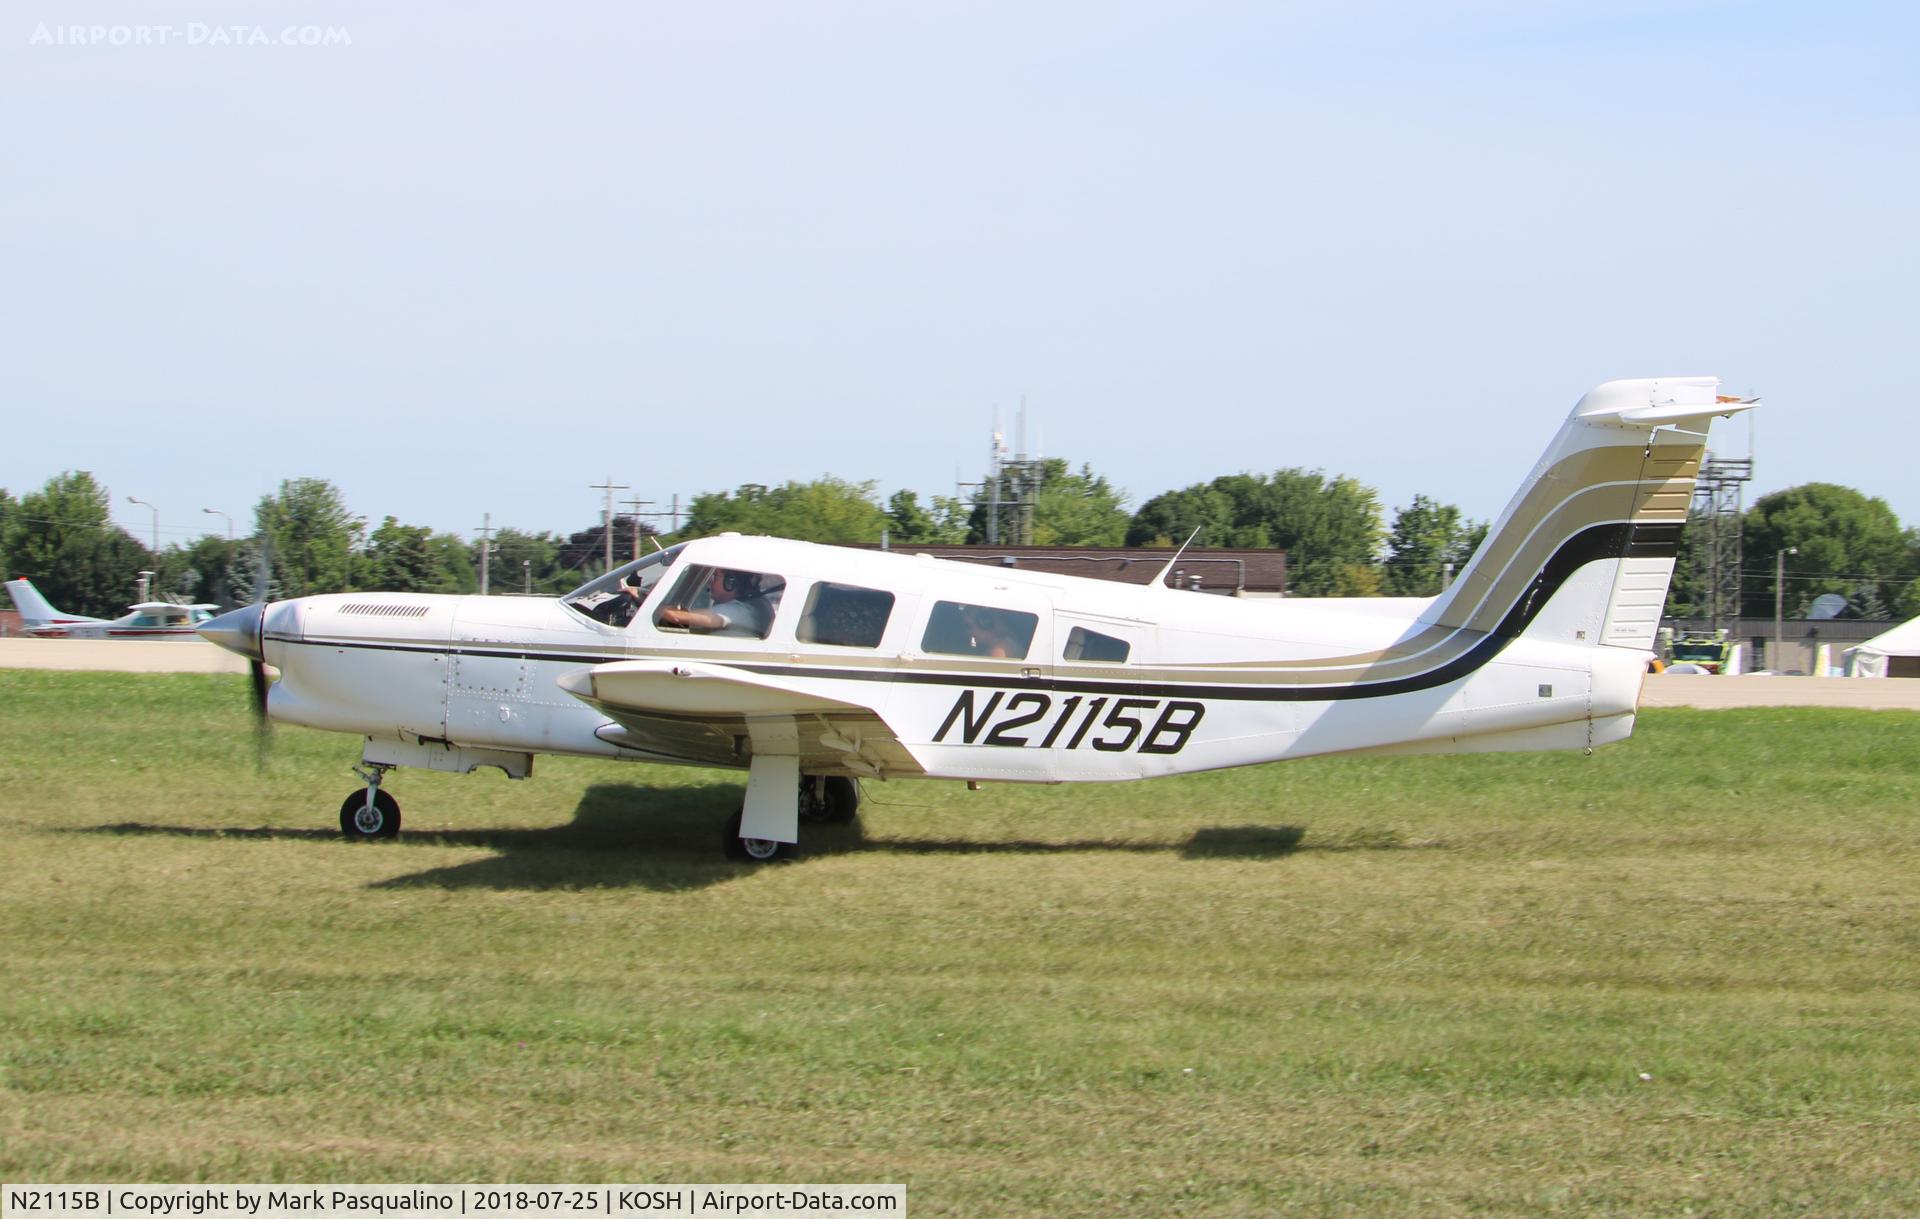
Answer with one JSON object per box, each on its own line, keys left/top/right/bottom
{"left": 932, "top": 690, "right": 1206, "bottom": 755}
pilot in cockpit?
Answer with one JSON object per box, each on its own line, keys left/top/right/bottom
{"left": 657, "top": 568, "right": 774, "bottom": 637}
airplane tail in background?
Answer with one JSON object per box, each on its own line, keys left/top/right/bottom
{"left": 4, "top": 577, "right": 102, "bottom": 626}
{"left": 1420, "top": 377, "right": 1754, "bottom": 654}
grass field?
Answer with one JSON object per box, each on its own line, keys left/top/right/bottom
{"left": 2, "top": 670, "right": 1917, "bottom": 1216}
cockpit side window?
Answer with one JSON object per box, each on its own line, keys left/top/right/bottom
{"left": 653, "top": 566, "right": 786, "bottom": 639}
{"left": 921, "top": 600, "right": 1037, "bottom": 660}
{"left": 797, "top": 583, "right": 895, "bottom": 648}
{"left": 563, "top": 544, "right": 685, "bottom": 627}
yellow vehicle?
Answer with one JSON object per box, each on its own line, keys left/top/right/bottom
{"left": 1668, "top": 629, "right": 1734, "bottom": 674}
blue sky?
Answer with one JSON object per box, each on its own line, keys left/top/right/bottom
{"left": 3, "top": 1, "right": 1915, "bottom": 549}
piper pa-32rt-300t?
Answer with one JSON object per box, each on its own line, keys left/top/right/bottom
{"left": 199, "top": 377, "right": 1752, "bottom": 859}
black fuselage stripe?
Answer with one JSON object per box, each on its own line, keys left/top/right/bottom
{"left": 270, "top": 524, "right": 1651, "bottom": 704}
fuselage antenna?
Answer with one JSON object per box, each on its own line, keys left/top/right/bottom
{"left": 1149, "top": 527, "right": 1205, "bottom": 592}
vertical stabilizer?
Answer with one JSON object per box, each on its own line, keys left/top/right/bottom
{"left": 4, "top": 577, "right": 100, "bottom": 626}
{"left": 1420, "top": 378, "right": 1754, "bottom": 652}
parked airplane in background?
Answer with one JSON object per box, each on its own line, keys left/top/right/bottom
{"left": 6, "top": 575, "right": 218, "bottom": 639}
{"left": 199, "top": 377, "right": 1753, "bottom": 860}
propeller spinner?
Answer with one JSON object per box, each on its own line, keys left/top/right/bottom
{"left": 198, "top": 602, "right": 273, "bottom": 724}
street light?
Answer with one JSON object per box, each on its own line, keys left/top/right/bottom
{"left": 201, "top": 507, "right": 233, "bottom": 540}
{"left": 1774, "top": 546, "right": 1800, "bottom": 672}
{"left": 127, "top": 495, "right": 158, "bottom": 552}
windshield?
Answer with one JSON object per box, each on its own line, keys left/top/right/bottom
{"left": 563, "top": 543, "right": 687, "bottom": 627}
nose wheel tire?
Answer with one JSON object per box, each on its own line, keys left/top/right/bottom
{"left": 339, "top": 789, "right": 401, "bottom": 840}
{"left": 725, "top": 807, "right": 794, "bottom": 863}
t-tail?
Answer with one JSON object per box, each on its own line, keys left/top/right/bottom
{"left": 1423, "top": 376, "right": 1753, "bottom": 654}
{"left": 1333, "top": 377, "right": 1752, "bottom": 760}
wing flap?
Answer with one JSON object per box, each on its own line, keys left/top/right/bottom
{"left": 559, "top": 659, "right": 922, "bottom": 776}
{"left": 558, "top": 658, "right": 882, "bottom": 718}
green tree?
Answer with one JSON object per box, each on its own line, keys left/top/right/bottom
{"left": 427, "top": 533, "right": 478, "bottom": 594}
{"left": 358, "top": 517, "right": 443, "bottom": 592}
{"left": 1894, "top": 570, "right": 1920, "bottom": 622}
{"left": 1127, "top": 468, "right": 1383, "bottom": 595}
{"left": 256, "top": 478, "right": 363, "bottom": 597}
{"left": 1742, "top": 484, "right": 1910, "bottom": 620}
{"left": 1031, "top": 462, "right": 1131, "bottom": 546}
{"left": 0, "top": 488, "right": 16, "bottom": 585}
{"left": 1127, "top": 484, "right": 1251, "bottom": 549}
{"left": 886, "top": 491, "right": 970, "bottom": 545}
{"left": 1384, "top": 495, "right": 1486, "bottom": 597}
{"left": 488, "top": 528, "right": 574, "bottom": 595}
{"left": 965, "top": 459, "right": 1131, "bottom": 546}
{"left": 2, "top": 471, "right": 154, "bottom": 616}
{"left": 682, "top": 478, "right": 890, "bottom": 544}
{"left": 154, "top": 535, "right": 247, "bottom": 609}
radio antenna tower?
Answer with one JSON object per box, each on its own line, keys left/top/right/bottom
{"left": 1689, "top": 453, "right": 1752, "bottom": 632}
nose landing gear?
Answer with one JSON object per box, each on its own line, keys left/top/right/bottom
{"left": 339, "top": 763, "right": 401, "bottom": 840}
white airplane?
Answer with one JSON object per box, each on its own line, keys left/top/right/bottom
{"left": 6, "top": 576, "right": 219, "bottom": 639}
{"left": 199, "top": 377, "right": 1751, "bottom": 859}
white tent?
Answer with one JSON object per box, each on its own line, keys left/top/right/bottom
{"left": 1844, "top": 616, "right": 1920, "bottom": 678}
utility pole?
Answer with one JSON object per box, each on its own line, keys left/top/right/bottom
{"left": 588, "top": 477, "right": 629, "bottom": 575}
{"left": 622, "top": 496, "right": 654, "bottom": 561}
{"left": 475, "top": 512, "right": 493, "bottom": 595}
{"left": 1773, "top": 546, "right": 1799, "bottom": 671}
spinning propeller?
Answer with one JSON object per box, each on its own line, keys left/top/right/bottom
{"left": 196, "top": 541, "right": 275, "bottom": 753}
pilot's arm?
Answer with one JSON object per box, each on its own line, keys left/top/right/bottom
{"left": 658, "top": 605, "right": 725, "bottom": 632}
{"left": 659, "top": 600, "right": 762, "bottom": 636}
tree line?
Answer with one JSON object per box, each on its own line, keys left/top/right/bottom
{"left": 4, "top": 465, "right": 1918, "bottom": 622}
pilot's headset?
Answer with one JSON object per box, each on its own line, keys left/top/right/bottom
{"left": 721, "top": 570, "right": 760, "bottom": 596}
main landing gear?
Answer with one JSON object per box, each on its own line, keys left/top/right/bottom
{"left": 339, "top": 763, "right": 400, "bottom": 841}
{"left": 725, "top": 773, "right": 862, "bottom": 863}
{"left": 799, "top": 775, "right": 860, "bottom": 825}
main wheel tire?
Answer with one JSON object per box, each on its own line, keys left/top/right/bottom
{"left": 724, "top": 806, "right": 794, "bottom": 862}
{"left": 798, "top": 776, "right": 860, "bottom": 824}
{"left": 339, "top": 789, "right": 401, "bottom": 840}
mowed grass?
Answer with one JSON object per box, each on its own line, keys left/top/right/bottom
{"left": 2, "top": 671, "right": 1917, "bottom": 1216}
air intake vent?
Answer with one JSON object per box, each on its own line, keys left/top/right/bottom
{"left": 339, "top": 603, "right": 432, "bottom": 618}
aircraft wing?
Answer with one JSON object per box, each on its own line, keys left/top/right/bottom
{"left": 556, "top": 659, "right": 920, "bottom": 776}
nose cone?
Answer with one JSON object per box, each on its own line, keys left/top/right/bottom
{"left": 198, "top": 603, "right": 264, "bottom": 661}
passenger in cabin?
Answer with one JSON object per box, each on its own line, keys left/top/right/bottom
{"left": 658, "top": 568, "right": 775, "bottom": 637}
{"left": 959, "top": 604, "right": 1015, "bottom": 658}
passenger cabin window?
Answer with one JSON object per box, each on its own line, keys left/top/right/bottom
{"left": 921, "top": 600, "right": 1037, "bottom": 660}
{"left": 797, "top": 582, "right": 894, "bottom": 648}
{"left": 1064, "top": 626, "right": 1130, "bottom": 663}
{"left": 654, "top": 565, "right": 786, "bottom": 639}
{"left": 564, "top": 544, "right": 687, "bottom": 627}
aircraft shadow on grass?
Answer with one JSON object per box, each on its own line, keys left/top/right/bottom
{"left": 82, "top": 782, "right": 1422, "bottom": 893}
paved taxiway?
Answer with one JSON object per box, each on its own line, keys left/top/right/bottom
{"left": 0, "top": 637, "right": 249, "bottom": 674}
